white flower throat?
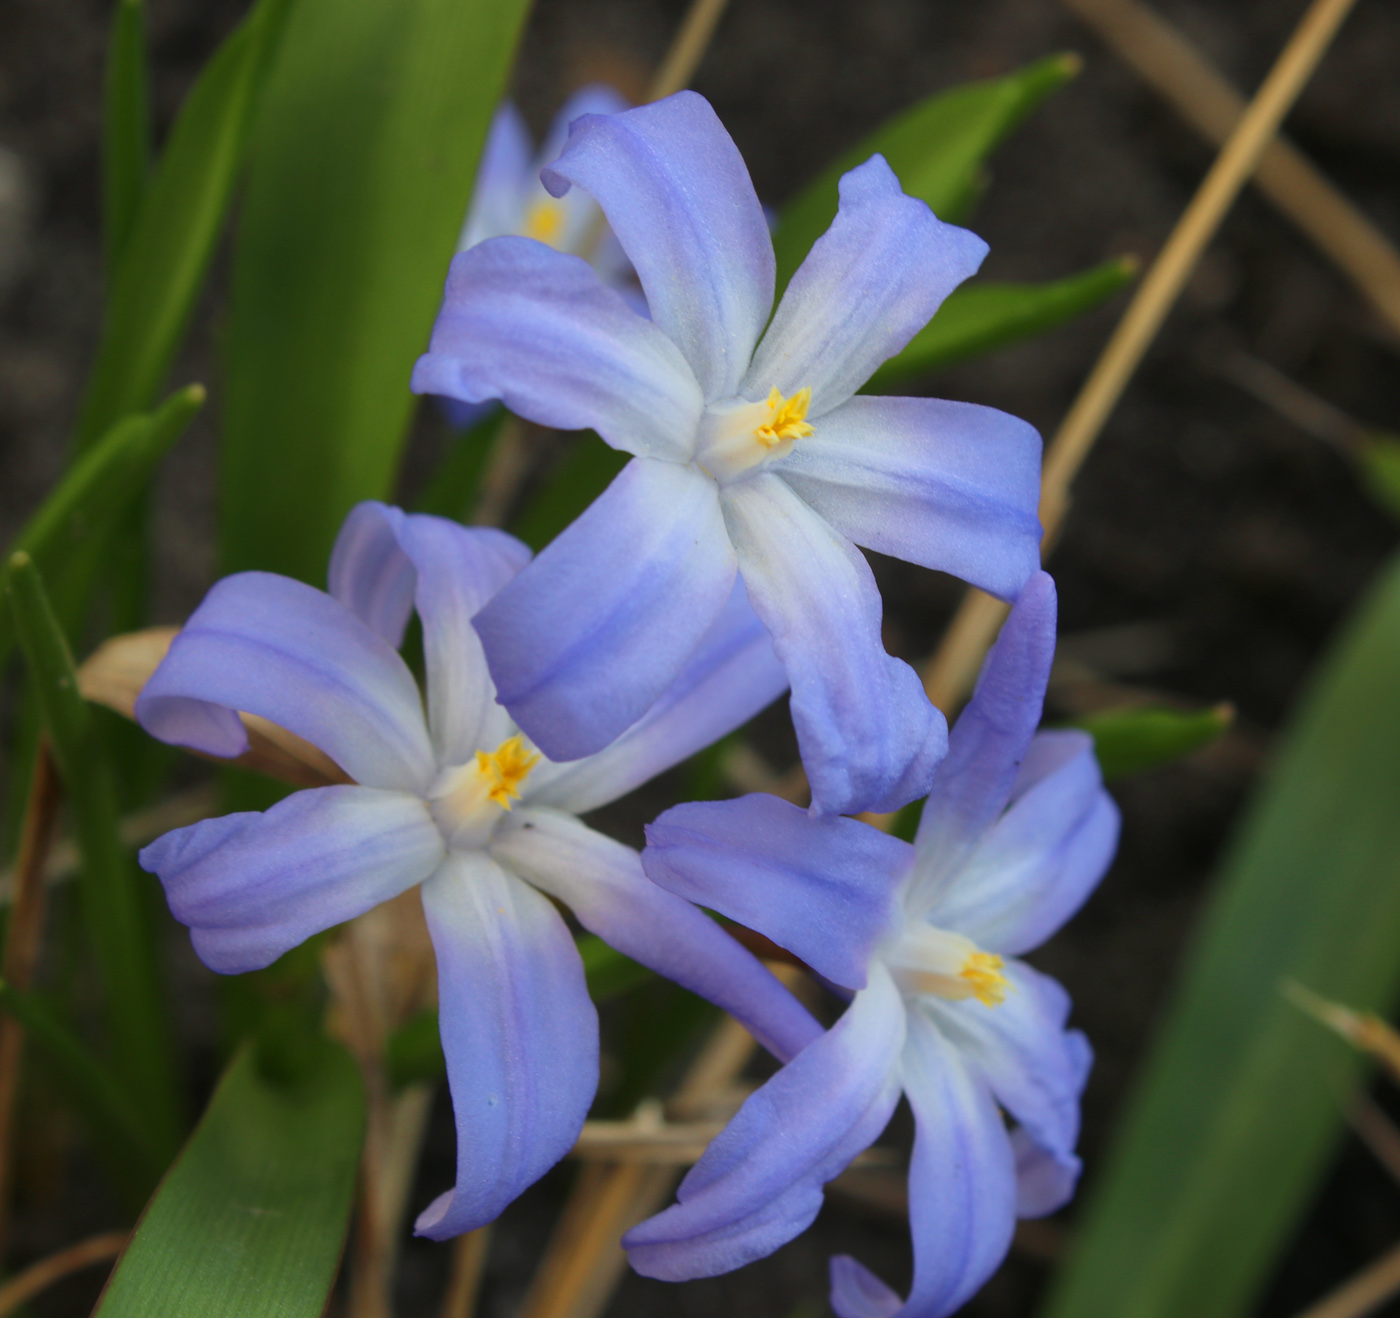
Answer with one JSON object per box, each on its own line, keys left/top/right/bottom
{"left": 885, "top": 922, "right": 1010, "bottom": 1008}
{"left": 428, "top": 734, "right": 540, "bottom": 849}
{"left": 694, "top": 386, "right": 814, "bottom": 484}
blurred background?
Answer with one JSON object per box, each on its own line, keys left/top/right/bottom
{"left": 1, "top": 0, "right": 1399, "bottom": 1314}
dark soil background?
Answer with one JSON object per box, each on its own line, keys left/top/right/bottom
{"left": 2, "top": 0, "right": 1399, "bottom": 1314}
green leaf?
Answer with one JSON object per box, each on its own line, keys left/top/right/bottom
{"left": 1042, "top": 550, "right": 1400, "bottom": 1318}
{"left": 0, "top": 386, "right": 203, "bottom": 665}
{"left": 1067, "top": 701, "right": 1234, "bottom": 781}
{"left": 0, "top": 978, "right": 160, "bottom": 1198}
{"left": 1354, "top": 432, "right": 1400, "bottom": 521}
{"left": 103, "top": 0, "right": 151, "bottom": 272}
{"left": 5, "top": 553, "right": 181, "bottom": 1156}
{"left": 412, "top": 406, "right": 506, "bottom": 521}
{"left": 94, "top": 1042, "right": 365, "bottom": 1318}
{"left": 772, "top": 53, "right": 1080, "bottom": 291}
{"left": 579, "top": 932, "right": 652, "bottom": 1003}
{"left": 865, "top": 257, "right": 1137, "bottom": 391}
{"left": 511, "top": 436, "right": 629, "bottom": 552}
{"left": 75, "top": 0, "right": 290, "bottom": 450}
{"left": 220, "top": 0, "right": 531, "bottom": 584}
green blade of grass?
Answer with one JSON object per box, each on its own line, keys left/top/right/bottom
{"left": 1042, "top": 550, "right": 1400, "bottom": 1318}
{"left": 1067, "top": 702, "right": 1235, "bottom": 781}
{"left": 772, "top": 54, "right": 1080, "bottom": 291}
{"left": 219, "top": 0, "right": 531, "bottom": 584}
{"left": 103, "top": 0, "right": 151, "bottom": 273}
{"left": 865, "top": 257, "right": 1138, "bottom": 391}
{"left": 5, "top": 553, "right": 181, "bottom": 1157}
{"left": 94, "top": 1041, "right": 364, "bottom": 1318}
{"left": 76, "top": 0, "right": 291, "bottom": 450}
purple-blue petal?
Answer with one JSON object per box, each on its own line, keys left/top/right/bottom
{"left": 830, "top": 1257, "right": 904, "bottom": 1318}
{"left": 328, "top": 502, "right": 416, "bottom": 646}
{"left": 525, "top": 578, "right": 787, "bottom": 814}
{"left": 723, "top": 473, "right": 946, "bottom": 815}
{"left": 491, "top": 807, "right": 821, "bottom": 1063}
{"left": 542, "top": 91, "right": 774, "bottom": 400}
{"left": 473, "top": 457, "right": 737, "bottom": 761}
{"left": 411, "top": 238, "right": 702, "bottom": 461}
{"left": 743, "top": 155, "right": 987, "bottom": 415}
{"left": 777, "top": 396, "right": 1041, "bottom": 600}
{"left": 642, "top": 793, "right": 909, "bottom": 991}
{"left": 625, "top": 966, "right": 906, "bottom": 1281}
{"left": 138, "top": 786, "right": 444, "bottom": 973}
{"left": 1011, "top": 1126, "right": 1082, "bottom": 1219}
{"left": 135, "top": 572, "right": 435, "bottom": 793}
{"left": 415, "top": 852, "right": 598, "bottom": 1239}
{"left": 458, "top": 101, "right": 533, "bottom": 250}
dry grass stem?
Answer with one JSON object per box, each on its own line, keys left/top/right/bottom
{"left": 0, "top": 743, "right": 61, "bottom": 1261}
{"left": 920, "top": 0, "right": 1361, "bottom": 715}
{"left": 0, "top": 1230, "right": 129, "bottom": 1317}
{"left": 1348, "top": 1098, "right": 1400, "bottom": 1189}
{"left": 438, "top": 1226, "right": 492, "bottom": 1318}
{"left": 1293, "top": 1238, "right": 1400, "bottom": 1318}
{"left": 647, "top": 0, "right": 732, "bottom": 101}
{"left": 1218, "top": 350, "right": 1369, "bottom": 450}
{"left": 1060, "top": 0, "right": 1400, "bottom": 341}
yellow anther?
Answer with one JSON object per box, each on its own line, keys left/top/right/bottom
{"left": 960, "top": 952, "right": 1009, "bottom": 1008}
{"left": 522, "top": 200, "right": 566, "bottom": 246}
{"left": 474, "top": 735, "right": 541, "bottom": 809}
{"left": 754, "top": 387, "right": 814, "bottom": 448}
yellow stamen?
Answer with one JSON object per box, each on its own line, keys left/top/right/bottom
{"left": 522, "top": 200, "right": 566, "bottom": 246}
{"left": 754, "top": 387, "right": 814, "bottom": 448}
{"left": 474, "top": 734, "right": 541, "bottom": 809}
{"left": 960, "top": 952, "right": 1009, "bottom": 1007}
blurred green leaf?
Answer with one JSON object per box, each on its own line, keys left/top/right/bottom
{"left": 0, "top": 386, "right": 203, "bottom": 670}
{"left": 76, "top": 0, "right": 291, "bottom": 450}
{"left": 579, "top": 932, "right": 652, "bottom": 1002}
{"left": 866, "top": 257, "right": 1137, "bottom": 391}
{"left": 511, "top": 436, "right": 629, "bottom": 552}
{"left": 103, "top": 0, "right": 151, "bottom": 272}
{"left": 1043, "top": 550, "right": 1400, "bottom": 1318}
{"left": 1068, "top": 701, "right": 1234, "bottom": 781}
{"left": 413, "top": 406, "right": 506, "bottom": 521}
{"left": 0, "top": 978, "right": 160, "bottom": 1198}
{"left": 5, "top": 553, "right": 181, "bottom": 1157}
{"left": 772, "top": 53, "right": 1080, "bottom": 291}
{"left": 220, "top": 0, "right": 531, "bottom": 583}
{"left": 94, "top": 1042, "right": 364, "bottom": 1318}
{"left": 1354, "top": 432, "right": 1400, "bottom": 521}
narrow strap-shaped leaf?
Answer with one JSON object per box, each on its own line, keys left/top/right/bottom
{"left": 0, "top": 385, "right": 203, "bottom": 668}
{"left": 103, "top": 0, "right": 151, "bottom": 273}
{"left": 1043, "top": 549, "right": 1400, "bottom": 1318}
{"left": 4, "top": 554, "right": 181, "bottom": 1157}
{"left": 94, "top": 1042, "right": 365, "bottom": 1318}
{"left": 76, "top": 0, "right": 291, "bottom": 450}
{"left": 0, "top": 978, "right": 160, "bottom": 1197}
{"left": 773, "top": 53, "right": 1080, "bottom": 291}
{"left": 865, "top": 257, "right": 1137, "bottom": 391}
{"left": 219, "top": 0, "right": 532, "bottom": 584}
{"left": 1067, "top": 702, "right": 1234, "bottom": 781}
{"left": 412, "top": 406, "right": 507, "bottom": 520}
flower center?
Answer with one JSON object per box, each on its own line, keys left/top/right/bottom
{"left": 428, "top": 734, "right": 540, "bottom": 848}
{"left": 886, "top": 924, "right": 1010, "bottom": 1008}
{"left": 522, "top": 199, "right": 566, "bottom": 247}
{"left": 694, "top": 386, "right": 814, "bottom": 484}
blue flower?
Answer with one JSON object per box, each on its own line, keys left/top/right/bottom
{"left": 134, "top": 502, "right": 821, "bottom": 1239}
{"left": 411, "top": 90, "right": 1044, "bottom": 817}
{"left": 622, "top": 573, "right": 1119, "bottom": 1316}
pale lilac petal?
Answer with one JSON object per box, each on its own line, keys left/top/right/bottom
{"left": 415, "top": 852, "right": 598, "bottom": 1239}
{"left": 491, "top": 807, "right": 821, "bottom": 1063}
{"left": 328, "top": 502, "right": 416, "bottom": 646}
{"left": 135, "top": 573, "right": 435, "bottom": 793}
{"left": 524, "top": 579, "right": 786, "bottom": 814}
{"left": 723, "top": 474, "right": 945, "bottom": 815}
{"left": 894, "top": 1011, "right": 1018, "bottom": 1318}
{"left": 928, "top": 731, "right": 1119, "bottom": 955}
{"left": 542, "top": 91, "right": 773, "bottom": 399}
{"left": 641, "top": 794, "right": 908, "bottom": 991}
{"left": 921, "top": 961, "right": 1088, "bottom": 1161}
{"left": 830, "top": 1257, "right": 904, "bottom": 1318}
{"left": 907, "top": 573, "right": 1057, "bottom": 912}
{"left": 138, "top": 787, "right": 444, "bottom": 974}
{"left": 474, "top": 458, "right": 737, "bottom": 761}
{"left": 743, "top": 155, "right": 987, "bottom": 415}
{"left": 624, "top": 966, "right": 906, "bottom": 1281}
{"left": 458, "top": 102, "right": 533, "bottom": 250}
{"left": 1011, "top": 1127, "right": 1082, "bottom": 1219}
{"left": 777, "top": 397, "right": 1041, "bottom": 600}
{"left": 411, "top": 239, "right": 702, "bottom": 461}
{"left": 537, "top": 85, "right": 631, "bottom": 168}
